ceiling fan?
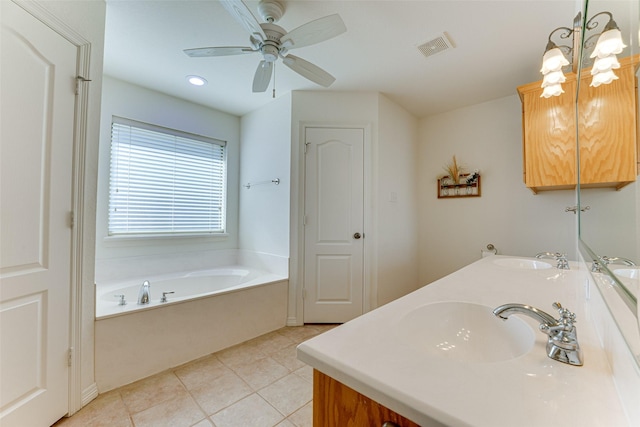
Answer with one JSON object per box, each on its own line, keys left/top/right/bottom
{"left": 184, "top": 0, "right": 346, "bottom": 93}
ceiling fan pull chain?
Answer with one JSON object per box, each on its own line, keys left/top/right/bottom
{"left": 272, "top": 63, "right": 276, "bottom": 98}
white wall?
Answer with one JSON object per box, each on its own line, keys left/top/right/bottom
{"left": 95, "top": 77, "right": 241, "bottom": 266}
{"left": 239, "top": 94, "right": 292, "bottom": 256}
{"left": 377, "top": 95, "right": 420, "bottom": 305}
{"left": 418, "top": 95, "right": 577, "bottom": 285}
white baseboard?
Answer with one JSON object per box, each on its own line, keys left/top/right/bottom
{"left": 81, "top": 383, "right": 99, "bottom": 407}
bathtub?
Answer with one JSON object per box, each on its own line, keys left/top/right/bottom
{"left": 94, "top": 265, "right": 289, "bottom": 391}
{"left": 95, "top": 266, "right": 285, "bottom": 319}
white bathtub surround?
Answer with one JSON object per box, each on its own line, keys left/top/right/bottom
{"left": 95, "top": 249, "right": 288, "bottom": 285}
{"left": 94, "top": 249, "right": 290, "bottom": 391}
{"left": 96, "top": 279, "right": 288, "bottom": 392}
{"left": 95, "top": 266, "right": 285, "bottom": 319}
{"left": 298, "top": 255, "right": 633, "bottom": 426}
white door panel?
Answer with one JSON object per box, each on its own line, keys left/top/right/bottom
{"left": 303, "top": 127, "right": 364, "bottom": 323}
{"left": 1, "top": 1, "right": 77, "bottom": 425}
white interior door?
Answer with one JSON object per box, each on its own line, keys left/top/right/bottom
{"left": 303, "top": 127, "right": 364, "bottom": 323}
{"left": 1, "top": 2, "right": 77, "bottom": 425}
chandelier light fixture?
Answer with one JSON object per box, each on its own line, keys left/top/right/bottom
{"left": 539, "top": 11, "right": 626, "bottom": 98}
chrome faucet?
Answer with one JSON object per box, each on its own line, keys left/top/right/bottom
{"left": 137, "top": 280, "right": 151, "bottom": 305}
{"left": 535, "top": 252, "right": 569, "bottom": 270}
{"left": 493, "top": 302, "right": 583, "bottom": 366}
{"left": 600, "top": 256, "right": 636, "bottom": 267}
{"left": 592, "top": 256, "right": 636, "bottom": 272}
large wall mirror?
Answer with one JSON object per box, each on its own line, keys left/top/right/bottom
{"left": 577, "top": 0, "right": 640, "bottom": 365}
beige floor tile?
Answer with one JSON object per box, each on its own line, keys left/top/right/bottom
{"left": 248, "top": 330, "right": 296, "bottom": 355}
{"left": 210, "top": 394, "right": 284, "bottom": 427}
{"left": 232, "top": 356, "right": 290, "bottom": 390}
{"left": 258, "top": 373, "right": 312, "bottom": 417}
{"left": 270, "top": 343, "right": 307, "bottom": 372}
{"left": 130, "top": 390, "right": 206, "bottom": 427}
{"left": 286, "top": 401, "right": 313, "bottom": 427}
{"left": 190, "top": 370, "right": 253, "bottom": 415}
{"left": 293, "top": 365, "right": 313, "bottom": 383}
{"left": 276, "top": 325, "right": 334, "bottom": 344}
{"left": 52, "top": 391, "right": 132, "bottom": 427}
{"left": 58, "top": 325, "right": 326, "bottom": 427}
{"left": 175, "top": 355, "right": 232, "bottom": 390}
{"left": 216, "top": 341, "right": 268, "bottom": 370}
{"left": 191, "top": 419, "right": 215, "bottom": 427}
{"left": 119, "top": 371, "right": 186, "bottom": 414}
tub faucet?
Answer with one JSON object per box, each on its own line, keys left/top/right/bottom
{"left": 535, "top": 252, "right": 569, "bottom": 270}
{"left": 137, "top": 280, "right": 151, "bottom": 305}
{"left": 493, "top": 302, "right": 583, "bottom": 366}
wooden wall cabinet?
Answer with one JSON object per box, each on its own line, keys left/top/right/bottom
{"left": 313, "top": 370, "right": 421, "bottom": 427}
{"left": 517, "top": 55, "right": 639, "bottom": 194}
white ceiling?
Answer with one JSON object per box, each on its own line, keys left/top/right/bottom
{"left": 103, "top": 0, "right": 635, "bottom": 118}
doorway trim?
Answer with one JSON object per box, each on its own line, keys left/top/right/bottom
{"left": 13, "top": 0, "right": 95, "bottom": 415}
{"left": 288, "top": 122, "right": 375, "bottom": 326}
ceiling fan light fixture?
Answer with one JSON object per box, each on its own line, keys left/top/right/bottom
{"left": 186, "top": 75, "right": 208, "bottom": 86}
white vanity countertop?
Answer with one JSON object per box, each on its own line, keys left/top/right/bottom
{"left": 297, "top": 255, "right": 629, "bottom": 427}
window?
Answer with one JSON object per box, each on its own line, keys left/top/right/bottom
{"left": 109, "top": 117, "right": 226, "bottom": 236}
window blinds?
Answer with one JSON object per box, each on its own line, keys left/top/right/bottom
{"left": 109, "top": 117, "right": 226, "bottom": 235}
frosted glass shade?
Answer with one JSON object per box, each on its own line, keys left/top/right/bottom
{"left": 591, "top": 54, "right": 620, "bottom": 74}
{"left": 542, "top": 70, "right": 566, "bottom": 87}
{"left": 590, "top": 29, "right": 626, "bottom": 58}
{"left": 541, "top": 83, "right": 564, "bottom": 98}
{"left": 540, "top": 47, "right": 570, "bottom": 74}
{"left": 590, "top": 70, "right": 619, "bottom": 87}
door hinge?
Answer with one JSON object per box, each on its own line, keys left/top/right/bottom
{"left": 75, "top": 75, "right": 92, "bottom": 95}
{"left": 69, "top": 211, "right": 74, "bottom": 228}
{"left": 303, "top": 215, "right": 307, "bottom": 226}
{"left": 68, "top": 348, "right": 73, "bottom": 367}
{"left": 302, "top": 288, "right": 306, "bottom": 300}
{"left": 304, "top": 142, "right": 310, "bottom": 154}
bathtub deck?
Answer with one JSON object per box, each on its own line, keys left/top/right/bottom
{"left": 54, "top": 325, "right": 336, "bottom": 427}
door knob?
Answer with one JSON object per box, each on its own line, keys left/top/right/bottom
{"left": 353, "top": 232, "right": 362, "bottom": 239}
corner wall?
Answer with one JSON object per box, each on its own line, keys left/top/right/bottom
{"left": 238, "top": 94, "right": 292, "bottom": 257}
{"left": 418, "top": 95, "right": 577, "bottom": 285}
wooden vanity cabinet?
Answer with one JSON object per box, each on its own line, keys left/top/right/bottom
{"left": 517, "top": 54, "right": 639, "bottom": 194}
{"left": 313, "top": 370, "right": 421, "bottom": 427}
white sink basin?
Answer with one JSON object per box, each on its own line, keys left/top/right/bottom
{"left": 394, "top": 302, "right": 535, "bottom": 363}
{"left": 613, "top": 268, "right": 640, "bottom": 280}
{"left": 493, "top": 258, "right": 552, "bottom": 270}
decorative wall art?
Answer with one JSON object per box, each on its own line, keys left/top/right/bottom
{"left": 438, "top": 155, "right": 481, "bottom": 198}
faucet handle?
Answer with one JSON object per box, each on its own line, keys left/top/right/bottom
{"left": 114, "top": 294, "right": 127, "bottom": 306}
{"left": 552, "top": 302, "right": 576, "bottom": 326}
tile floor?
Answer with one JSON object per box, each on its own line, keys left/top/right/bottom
{"left": 54, "top": 324, "right": 337, "bottom": 427}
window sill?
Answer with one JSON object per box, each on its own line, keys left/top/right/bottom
{"left": 103, "top": 232, "right": 229, "bottom": 242}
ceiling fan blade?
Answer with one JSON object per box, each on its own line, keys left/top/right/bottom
{"left": 253, "top": 60, "right": 273, "bottom": 92}
{"left": 280, "top": 14, "right": 346, "bottom": 50}
{"left": 220, "top": 0, "right": 266, "bottom": 41}
{"left": 282, "top": 54, "right": 335, "bottom": 87}
{"left": 184, "top": 46, "right": 255, "bottom": 57}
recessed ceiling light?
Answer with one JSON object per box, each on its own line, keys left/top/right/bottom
{"left": 186, "top": 75, "right": 207, "bottom": 86}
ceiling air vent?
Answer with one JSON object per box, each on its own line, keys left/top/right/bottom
{"left": 417, "top": 32, "right": 455, "bottom": 59}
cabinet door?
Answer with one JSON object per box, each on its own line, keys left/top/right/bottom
{"left": 521, "top": 79, "right": 577, "bottom": 190}
{"left": 313, "top": 370, "right": 421, "bottom": 427}
{"left": 578, "top": 62, "right": 638, "bottom": 187}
